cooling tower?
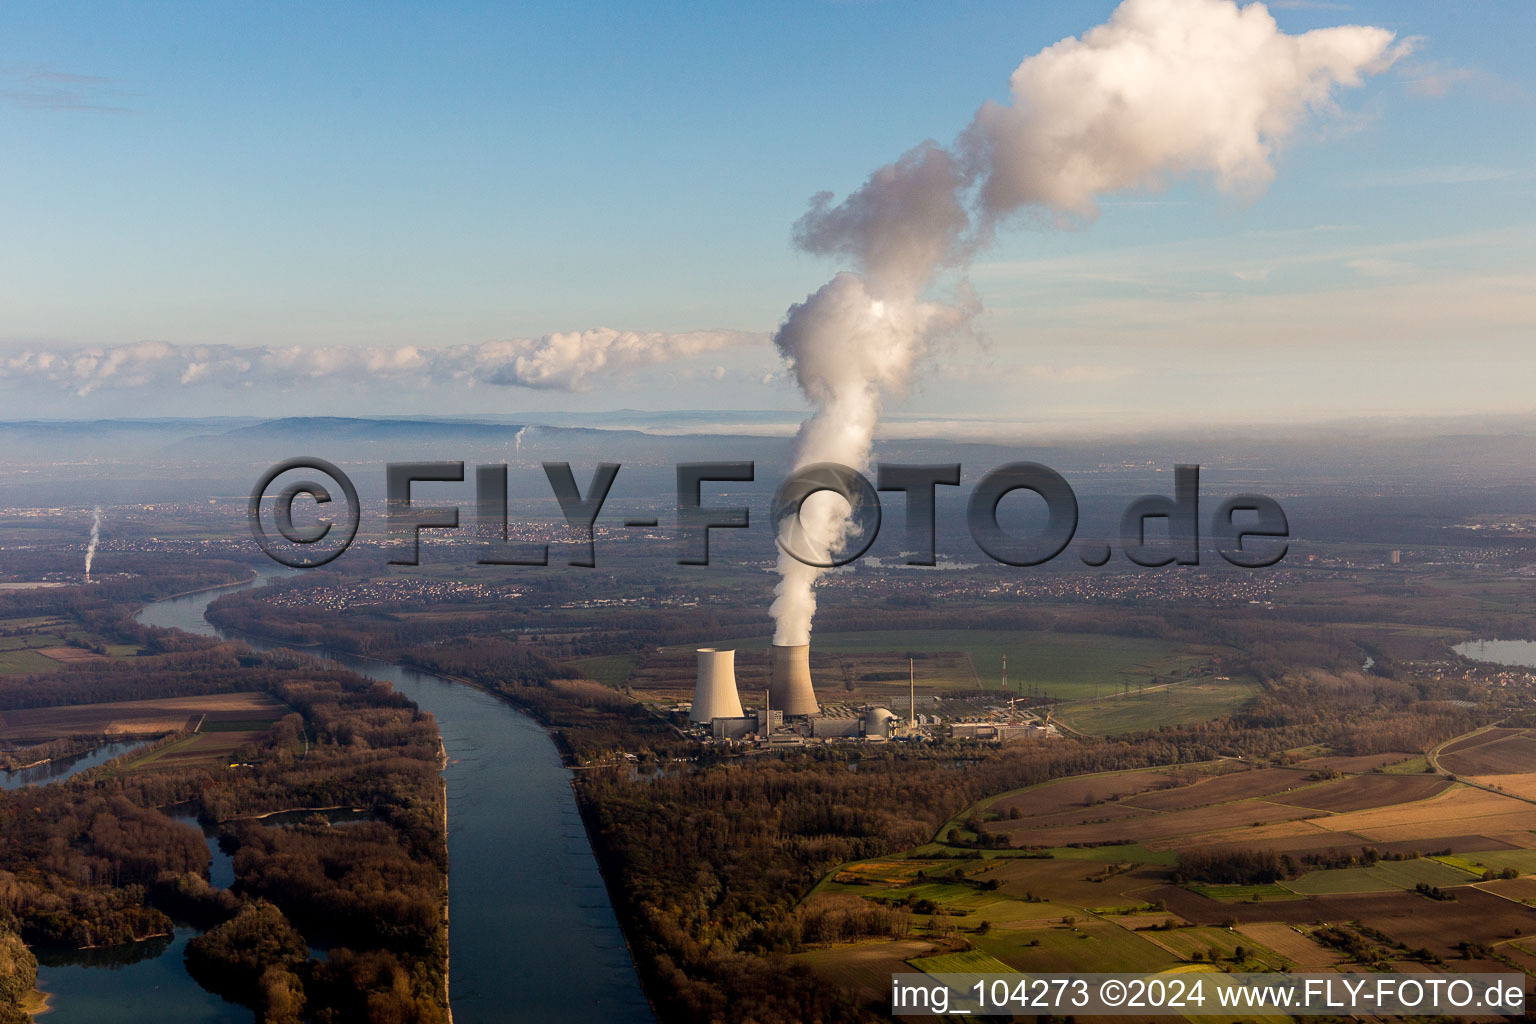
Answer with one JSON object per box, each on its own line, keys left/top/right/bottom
{"left": 769, "top": 643, "right": 819, "bottom": 717}
{"left": 691, "top": 648, "right": 744, "bottom": 724}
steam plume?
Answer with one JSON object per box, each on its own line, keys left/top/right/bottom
{"left": 770, "top": 0, "right": 1407, "bottom": 645}
{"left": 85, "top": 507, "right": 101, "bottom": 579}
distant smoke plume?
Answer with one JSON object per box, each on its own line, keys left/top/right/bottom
{"left": 85, "top": 507, "right": 101, "bottom": 579}
{"left": 770, "top": 0, "right": 1407, "bottom": 645}
{"left": 0, "top": 329, "right": 756, "bottom": 396}
{"left": 513, "top": 425, "right": 532, "bottom": 455}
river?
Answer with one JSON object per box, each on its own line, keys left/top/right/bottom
{"left": 33, "top": 571, "right": 653, "bottom": 1023}
{"left": 0, "top": 741, "right": 141, "bottom": 790}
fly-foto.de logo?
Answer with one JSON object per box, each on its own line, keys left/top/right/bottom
{"left": 248, "top": 458, "right": 1288, "bottom": 572}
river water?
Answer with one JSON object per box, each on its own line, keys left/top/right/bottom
{"left": 0, "top": 741, "right": 141, "bottom": 790}
{"left": 33, "top": 572, "right": 652, "bottom": 1023}
{"left": 1454, "top": 639, "right": 1536, "bottom": 667}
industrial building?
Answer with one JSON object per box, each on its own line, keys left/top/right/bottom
{"left": 683, "top": 643, "right": 910, "bottom": 745}
{"left": 768, "top": 643, "right": 819, "bottom": 717}
{"left": 710, "top": 716, "right": 758, "bottom": 740}
{"left": 690, "top": 648, "right": 744, "bottom": 724}
{"left": 951, "top": 721, "right": 1053, "bottom": 742}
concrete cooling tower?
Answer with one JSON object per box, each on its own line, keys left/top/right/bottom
{"left": 691, "top": 648, "right": 744, "bottom": 724}
{"left": 769, "top": 643, "right": 819, "bottom": 717}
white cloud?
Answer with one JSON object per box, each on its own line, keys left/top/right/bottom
{"left": 1398, "top": 59, "right": 1524, "bottom": 101}
{"left": 0, "top": 329, "right": 761, "bottom": 396}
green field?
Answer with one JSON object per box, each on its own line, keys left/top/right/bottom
{"left": 910, "top": 949, "right": 1018, "bottom": 974}
{"left": 572, "top": 655, "right": 636, "bottom": 689}
{"left": 201, "top": 718, "right": 280, "bottom": 733}
{"left": 711, "top": 629, "right": 1216, "bottom": 699}
{"left": 0, "top": 649, "right": 61, "bottom": 674}
{"left": 1188, "top": 883, "right": 1303, "bottom": 903}
{"left": 116, "top": 734, "right": 200, "bottom": 770}
{"left": 1383, "top": 755, "right": 1431, "bottom": 774}
{"left": 1282, "top": 858, "right": 1476, "bottom": 895}
{"left": 1153, "top": 926, "right": 1282, "bottom": 967}
{"left": 0, "top": 616, "right": 69, "bottom": 631}
{"left": 0, "top": 618, "right": 141, "bottom": 674}
{"left": 1042, "top": 844, "right": 1178, "bottom": 866}
{"left": 864, "top": 882, "right": 1006, "bottom": 912}
{"left": 1433, "top": 854, "right": 1484, "bottom": 874}
{"left": 1437, "top": 849, "right": 1536, "bottom": 875}
{"left": 977, "top": 920, "right": 1175, "bottom": 973}
{"left": 0, "top": 636, "right": 48, "bottom": 651}
{"left": 1055, "top": 678, "right": 1258, "bottom": 735}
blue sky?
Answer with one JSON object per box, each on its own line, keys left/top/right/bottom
{"left": 0, "top": 1, "right": 1531, "bottom": 430}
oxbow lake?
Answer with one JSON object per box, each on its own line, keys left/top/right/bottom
{"left": 29, "top": 571, "right": 652, "bottom": 1023}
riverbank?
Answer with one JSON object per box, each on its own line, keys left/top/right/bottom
{"left": 21, "top": 986, "right": 49, "bottom": 1017}
{"left": 439, "top": 759, "right": 451, "bottom": 1024}
{"left": 224, "top": 804, "right": 367, "bottom": 821}
{"left": 135, "top": 578, "right": 651, "bottom": 1022}
{"left": 149, "top": 571, "right": 259, "bottom": 602}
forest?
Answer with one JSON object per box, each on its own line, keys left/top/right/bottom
{"left": 0, "top": 587, "right": 449, "bottom": 1023}
{"left": 0, "top": 927, "right": 35, "bottom": 1024}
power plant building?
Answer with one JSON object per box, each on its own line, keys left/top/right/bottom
{"left": 711, "top": 716, "right": 758, "bottom": 740}
{"left": 691, "top": 648, "right": 744, "bottom": 724}
{"left": 809, "top": 707, "right": 897, "bottom": 740}
{"left": 863, "top": 707, "right": 897, "bottom": 739}
{"left": 810, "top": 717, "right": 862, "bottom": 739}
{"left": 769, "top": 643, "right": 819, "bottom": 717}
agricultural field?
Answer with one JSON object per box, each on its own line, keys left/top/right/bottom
{"left": 116, "top": 727, "right": 277, "bottom": 772}
{"left": 1271, "top": 773, "right": 1451, "bottom": 813}
{"left": 793, "top": 940, "right": 939, "bottom": 1007}
{"left": 0, "top": 648, "right": 60, "bottom": 674}
{"left": 1188, "top": 884, "right": 1301, "bottom": 903}
{"left": 1307, "top": 784, "right": 1536, "bottom": 845}
{"left": 1441, "top": 849, "right": 1536, "bottom": 875}
{"left": 1121, "top": 767, "right": 1308, "bottom": 812}
{"left": 1281, "top": 858, "right": 1475, "bottom": 895}
{"left": 1478, "top": 877, "right": 1536, "bottom": 906}
{"left": 798, "top": 735, "right": 1536, "bottom": 1006}
{"left": 1440, "top": 728, "right": 1536, "bottom": 776}
{"left": 642, "top": 629, "right": 1223, "bottom": 708}
{"left": 1052, "top": 677, "right": 1258, "bottom": 735}
{"left": 0, "top": 692, "right": 283, "bottom": 745}
{"left": 0, "top": 614, "right": 141, "bottom": 674}
{"left": 1470, "top": 772, "right": 1536, "bottom": 801}
{"left": 1295, "top": 752, "right": 1412, "bottom": 773}
{"left": 909, "top": 949, "right": 1017, "bottom": 974}
{"left": 974, "top": 917, "right": 1179, "bottom": 974}
{"left": 570, "top": 654, "right": 635, "bottom": 689}
{"left": 1148, "top": 924, "right": 1285, "bottom": 967}
{"left": 1234, "top": 923, "right": 1345, "bottom": 969}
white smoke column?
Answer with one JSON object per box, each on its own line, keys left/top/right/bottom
{"left": 85, "top": 507, "right": 102, "bottom": 579}
{"left": 514, "top": 425, "right": 532, "bottom": 456}
{"left": 770, "top": 0, "right": 1407, "bottom": 645}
